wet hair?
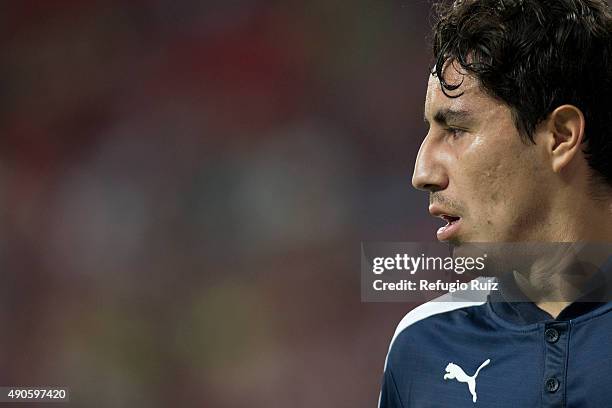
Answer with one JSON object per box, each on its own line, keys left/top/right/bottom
{"left": 431, "top": 0, "right": 612, "bottom": 187}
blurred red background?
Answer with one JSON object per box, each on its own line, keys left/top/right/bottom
{"left": 0, "top": 1, "right": 448, "bottom": 407}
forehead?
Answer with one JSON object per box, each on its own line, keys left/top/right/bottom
{"left": 424, "top": 65, "right": 498, "bottom": 118}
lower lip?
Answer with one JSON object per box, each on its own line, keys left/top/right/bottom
{"left": 437, "top": 219, "right": 461, "bottom": 241}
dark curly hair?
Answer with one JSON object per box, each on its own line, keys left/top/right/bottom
{"left": 431, "top": 0, "right": 612, "bottom": 187}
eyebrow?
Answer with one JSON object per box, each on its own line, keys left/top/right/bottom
{"left": 424, "top": 109, "right": 474, "bottom": 126}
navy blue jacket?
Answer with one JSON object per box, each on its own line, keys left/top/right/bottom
{"left": 379, "top": 267, "right": 612, "bottom": 407}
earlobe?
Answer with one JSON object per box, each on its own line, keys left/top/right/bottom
{"left": 548, "top": 105, "right": 585, "bottom": 173}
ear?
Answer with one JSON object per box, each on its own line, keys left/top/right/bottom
{"left": 544, "top": 105, "right": 585, "bottom": 173}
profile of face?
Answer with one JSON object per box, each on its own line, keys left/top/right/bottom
{"left": 413, "top": 64, "right": 554, "bottom": 244}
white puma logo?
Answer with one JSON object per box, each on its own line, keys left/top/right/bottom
{"left": 443, "top": 359, "right": 491, "bottom": 403}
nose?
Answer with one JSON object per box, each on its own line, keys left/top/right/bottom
{"left": 412, "top": 133, "right": 448, "bottom": 192}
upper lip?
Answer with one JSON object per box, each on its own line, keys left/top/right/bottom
{"left": 428, "top": 205, "right": 461, "bottom": 222}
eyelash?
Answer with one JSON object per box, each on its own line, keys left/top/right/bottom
{"left": 446, "top": 127, "right": 465, "bottom": 139}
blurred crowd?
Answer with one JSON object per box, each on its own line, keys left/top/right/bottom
{"left": 0, "top": 1, "right": 442, "bottom": 407}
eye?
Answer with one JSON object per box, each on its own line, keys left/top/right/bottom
{"left": 446, "top": 127, "right": 465, "bottom": 139}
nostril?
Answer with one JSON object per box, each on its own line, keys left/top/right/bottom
{"left": 417, "top": 183, "right": 443, "bottom": 193}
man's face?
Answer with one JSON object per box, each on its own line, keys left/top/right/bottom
{"left": 414, "top": 65, "right": 552, "bottom": 243}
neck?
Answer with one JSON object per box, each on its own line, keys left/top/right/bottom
{"left": 514, "top": 272, "right": 572, "bottom": 319}
{"left": 509, "top": 179, "right": 611, "bottom": 317}
{"left": 512, "top": 243, "right": 610, "bottom": 318}
{"left": 541, "top": 185, "right": 612, "bottom": 242}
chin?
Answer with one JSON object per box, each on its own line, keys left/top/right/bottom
{"left": 447, "top": 236, "right": 465, "bottom": 246}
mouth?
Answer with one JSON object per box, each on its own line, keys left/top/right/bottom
{"left": 437, "top": 214, "right": 462, "bottom": 241}
{"left": 429, "top": 204, "right": 463, "bottom": 241}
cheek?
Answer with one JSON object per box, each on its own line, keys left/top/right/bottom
{"left": 459, "top": 137, "right": 539, "bottom": 224}
{"left": 474, "top": 151, "right": 546, "bottom": 235}
{"left": 462, "top": 146, "right": 516, "bottom": 205}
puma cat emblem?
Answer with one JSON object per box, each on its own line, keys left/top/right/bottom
{"left": 443, "top": 359, "right": 491, "bottom": 403}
